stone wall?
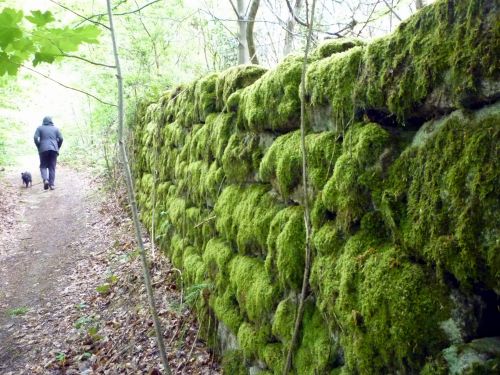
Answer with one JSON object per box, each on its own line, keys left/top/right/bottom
{"left": 131, "top": 0, "right": 499, "bottom": 373}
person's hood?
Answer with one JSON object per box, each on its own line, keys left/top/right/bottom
{"left": 42, "top": 116, "right": 54, "bottom": 126}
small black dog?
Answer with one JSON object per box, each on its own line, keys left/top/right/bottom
{"left": 21, "top": 172, "right": 32, "bottom": 188}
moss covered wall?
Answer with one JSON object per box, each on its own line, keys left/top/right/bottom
{"left": 130, "top": 0, "right": 500, "bottom": 373}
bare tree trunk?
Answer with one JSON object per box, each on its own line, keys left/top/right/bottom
{"left": 246, "top": 0, "right": 260, "bottom": 64}
{"left": 237, "top": 0, "right": 249, "bottom": 64}
{"left": 106, "top": 1, "right": 171, "bottom": 374}
{"left": 283, "top": 0, "right": 303, "bottom": 56}
{"left": 416, "top": 0, "right": 424, "bottom": 9}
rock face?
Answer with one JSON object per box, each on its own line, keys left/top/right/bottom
{"left": 130, "top": 0, "right": 500, "bottom": 373}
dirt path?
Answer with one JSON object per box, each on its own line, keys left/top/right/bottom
{"left": 0, "top": 165, "right": 219, "bottom": 374}
{"left": 0, "top": 166, "right": 93, "bottom": 365}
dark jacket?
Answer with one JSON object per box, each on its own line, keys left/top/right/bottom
{"left": 34, "top": 117, "right": 63, "bottom": 154}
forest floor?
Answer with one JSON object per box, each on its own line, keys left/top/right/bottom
{"left": 0, "top": 164, "right": 219, "bottom": 374}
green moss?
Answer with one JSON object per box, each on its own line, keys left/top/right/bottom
{"left": 259, "top": 130, "right": 342, "bottom": 200}
{"left": 385, "top": 106, "right": 500, "bottom": 288}
{"left": 237, "top": 322, "right": 271, "bottom": 359}
{"left": 203, "top": 238, "right": 234, "bottom": 289}
{"left": 262, "top": 343, "right": 285, "bottom": 374}
{"left": 312, "top": 221, "right": 345, "bottom": 256}
{"left": 229, "top": 255, "right": 279, "bottom": 322}
{"left": 307, "top": 0, "right": 498, "bottom": 127}
{"left": 272, "top": 297, "right": 296, "bottom": 345}
{"left": 221, "top": 132, "right": 262, "bottom": 183}
{"left": 194, "top": 72, "right": 218, "bottom": 122}
{"left": 222, "top": 349, "right": 249, "bottom": 375}
{"left": 237, "top": 55, "right": 305, "bottom": 132}
{"left": 306, "top": 46, "right": 364, "bottom": 132}
{"left": 322, "top": 122, "right": 391, "bottom": 231}
{"left": 333, "top": 239, "right": 450, "bottom": 374}
{"left": 311, "top": 38, "right": 365, "bottom": 60}
{"left": 183, "top": 246, "right": 206, "bottom": 285}
{"left": 211, "top": 288, "right": 242, "bottom": 334}
{"left": 209, "top": 112, "right": 235, "bottom": 161}
{"left": 295, "top": 303, "right": 335, "bottom": 374}
{"left": 215, "top": 184, "right": 282, "bottom": 256}
{"left": 215, "top": 65, "right": 267, "bottom": 111}
{"left": 203, "top": 161, "right": 225, "bottom": 203}
{"left": 266, "top": 206, "right": 306, "bottom": 290}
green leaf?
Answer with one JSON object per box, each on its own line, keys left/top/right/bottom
{"left": 0, "top": 8, "right": 24, "bottom": 49}
{"left": 26, "top": 10, "right": 55, "bottom": 27}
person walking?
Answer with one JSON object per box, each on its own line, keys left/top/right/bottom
{"left": 34, "top": 116, "right": 63, "bottom": 190}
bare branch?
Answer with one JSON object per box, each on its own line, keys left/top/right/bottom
{"left": 48, "top": 0, "right": 110, "bottom": 29}
{"left": 113, "top": 0, "right": 163, "bottom": 16}
{"left": 228, "top": 0, "right": 239, "bottom": 17}
{"left": 247, "top": 0, "right": 260, "bottom": 64}
{"left": 382, "top": 0, "right": 402, "bottom": 21}
{"left": 285, "top": 0, "right": 308, "bottom": 27}
{"left": 58, "top": 54, "right": 116, "bottom": 69}
{"left": 20, "top": 65, "right": 117, "bottom": 107}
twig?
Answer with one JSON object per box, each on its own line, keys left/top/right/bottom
{"left": 106, "top": 1, "right": 171, "bottom": 374}
{"left": 382, "top": 0, "right": 402, "bottom": 21}
{"left": 194, "top": 215, "right": 216, "bottom": 229}
{"left": 20, "top": 65, "right": 117, "bottom": 107}
{"left": 58, "top": 54, "right": 116, "bottom": 69}
{"left": 48, "top": 0, "right": 110, "bottom": 29}
{"left": 282, "top": 0, "right": 317, "bottom": 373}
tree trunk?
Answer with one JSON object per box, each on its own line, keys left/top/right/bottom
{"left": 283, "top": 0, "right": 303, "bottom": 56}
{"left": 416, "top": 0, "right": 424, "bottom": 9}
{"left": 237, "top": 0, "right": 249, "bottom": 64}
{"left": 246, "top": 0, "right": 260, "bottom": 64}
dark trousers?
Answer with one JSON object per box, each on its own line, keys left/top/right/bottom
{"left": 39, "top": 150, "right": 58, "bottom": 186}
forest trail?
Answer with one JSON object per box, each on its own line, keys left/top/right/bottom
{"left": 0, "top": 163, "right": 219, "bottom": 374}
{"left": 0, "top": 165, "right": 102, "bottom": 371}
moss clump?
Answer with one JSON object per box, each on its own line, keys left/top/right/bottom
{"left": 221, "top": 132, "right": 262, "bottom": 183}
{"left": 215, "top": 65, "right": 267, "bottom": 111}
{"left": 237, "top": 55, "right": 305, "bottom": 132}
{"left": 306, "top": 46, "right": 364, "bottom": 132}
{"left": 203, "top": 238, "right": 234, "bottom": 290}
{"left": 194, "top": 72, "right": 218, "bottom": 122}
{"left": 229, "top": 255, "right": 279, "bottom": 322}
{"left": 222, "top": 349, "right": 249, "bottom": 375}
{"left": 311, "top": 37, "right": 365, "bottom": 60}
{"left": 211, "top": 289, "right": 242, "bottom": 334}
{"left": 335, "top": 239, "right": 450, "bottom": 374}
{"left": 237, "top": 322, "right": 271, "bottom": 359}
{"left": 260, "top": 130, "right": 342, "bottom": 200}
{"left": 295, "top": 302, "right": 335, "bottom": 374}
{"left": 215, "top": 184, "right": 282, "bottom": 256}
{"left": 209, "top": 112, "right": 235, "bottom": 161}
{"left": 385, "top": 106, "right": 500, "bottom": 289}
{"left": 183, "top": 246, "right": 206, "bottom": 285}
{"left": 322, "top": 122, "right": 391, "bottom": 231}
{"left": 308, "top": 0, "right": 499, "bottom": 127}
{"left": 272, "top": 297, "right": 297, "bottom": 345}
{"left": 312, "top": 220, "right": 345, "bottom": 256}
{"left": 262, "top": 343, "right": 285, "bottom": 374}
{"left": 266, "top": 206, "right": 305, "bottom": 291}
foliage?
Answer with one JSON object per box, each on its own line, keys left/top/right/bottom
{"left": 0, "top": 7, "right": 100, "bottom": 76}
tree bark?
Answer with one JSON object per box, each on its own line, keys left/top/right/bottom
{"left": 283, "top": 0, "right": 303, "bottom": 56}
{"left": 416, "top": 0, "right": 424, "bottom": 9}
{"left": 236, "top": 0, "right": 249, "bottom": 64}
{"left": 106, "top": 1, "right": 171, "bottom": 374}
{"left": 246, "top": 0, "right": 260, "bottom": 64}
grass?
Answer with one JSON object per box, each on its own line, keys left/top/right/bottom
{"left": 7, "top": 306, "right": 29, "bottom": 317}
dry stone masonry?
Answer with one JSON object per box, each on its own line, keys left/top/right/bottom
{"left": 131, "top": 0, "right": 499, "bottom": 373}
